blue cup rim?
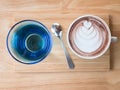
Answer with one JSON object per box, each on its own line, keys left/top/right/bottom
{"left": 6, "top": 20, "right": 53, "bottom": 64}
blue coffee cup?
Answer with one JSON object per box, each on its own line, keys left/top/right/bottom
{"left": 7, "top": 20, "right": 53, "bottom": 64}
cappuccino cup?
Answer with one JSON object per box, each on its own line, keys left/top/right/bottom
{"left": 67, "top": 15, "right": 117, "bottom": 59}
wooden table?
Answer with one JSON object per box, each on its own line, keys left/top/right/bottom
{"left": 0, "top": 0, "right": 120, "bottom": 90}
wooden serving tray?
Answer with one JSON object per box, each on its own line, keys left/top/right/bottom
{"left": 0, "top": 14, "right": 109, "bottom": 72}
{"left": 10, "top": 14, "right": 110, "bottom": 72}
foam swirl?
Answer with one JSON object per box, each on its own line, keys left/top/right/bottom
{"left": 68, "top": 16, "right": 110, "bottom": 58}
{"left": 73, "top": 20, "right": 105, "bottom": 53}
{"left": 74, "top": 21, "right": 102, "bottom": 53}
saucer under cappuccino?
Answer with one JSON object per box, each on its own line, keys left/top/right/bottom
{"left": 67, "top": 15, "right": 117, "bottom": 59}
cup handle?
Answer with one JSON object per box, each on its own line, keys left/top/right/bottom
{"left": 111, "top": 36, "right": 118, "bottom": 42}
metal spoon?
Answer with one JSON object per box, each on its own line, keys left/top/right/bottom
{"left": 51, "top": 23, "right": 75, "bottom": 69}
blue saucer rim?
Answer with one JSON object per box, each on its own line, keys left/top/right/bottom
{"left": 6, "top": 19, "right": 53, "bottom": 65}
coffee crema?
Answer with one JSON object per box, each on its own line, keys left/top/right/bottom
{"left": 68, "top": 16, "right": 109, "bottom": 57}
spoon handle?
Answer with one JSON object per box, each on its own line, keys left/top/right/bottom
{"left": 59, "top": 38, "right": 75, "bottom": 69}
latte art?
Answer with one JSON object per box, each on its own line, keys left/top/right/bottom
{"left": 73, "top": 20, "right": 105, "bottom": 53}
{"left": 68, "top": 15, "right": 110, "bottom": 58}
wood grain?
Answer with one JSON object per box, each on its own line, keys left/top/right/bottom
{"left": 0, "top": 0, "right": 120, "bottom": 90}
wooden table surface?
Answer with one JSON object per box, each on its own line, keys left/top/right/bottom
{"left": 0, "top": 0, "right": 120, "bottom": 90}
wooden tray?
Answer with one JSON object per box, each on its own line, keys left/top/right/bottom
{"left": 9, "top": 14, "right": 110, "bottom": 72}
